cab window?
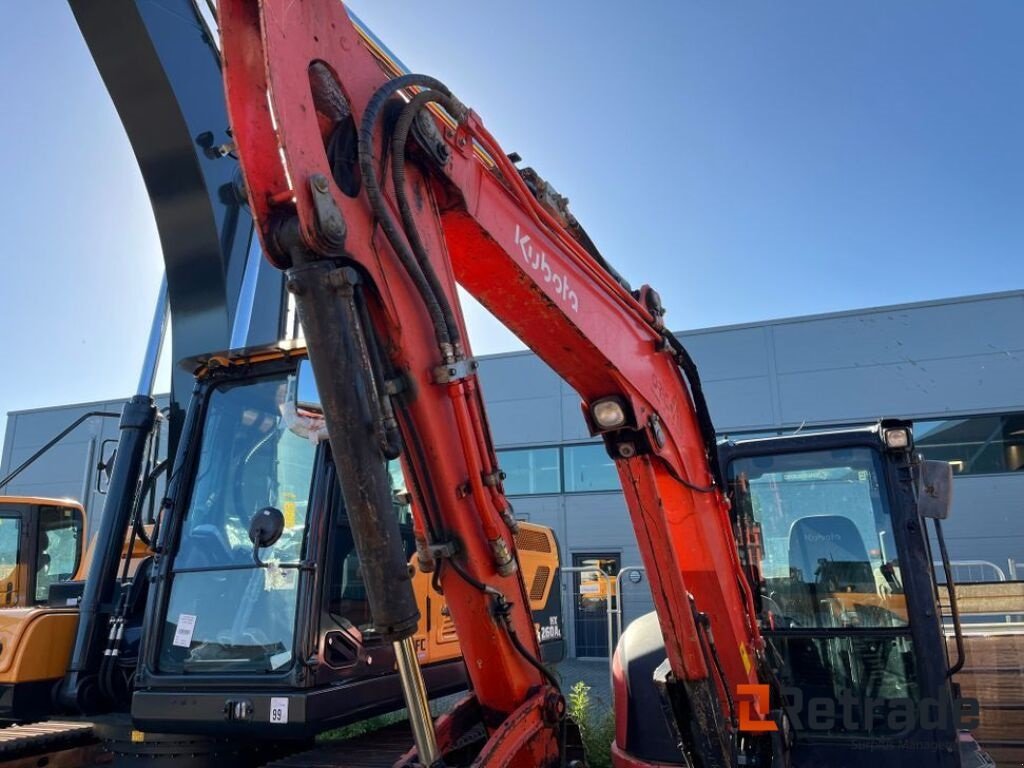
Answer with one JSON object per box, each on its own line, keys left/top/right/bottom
{"left": 729, "top": 447, "right": 919, "bottom": 735}
{"left": 35, "top": 506, "right": 83, "bottom": 603}
{"left": 0, "top": 516, "right": 21, "bottom": 602}
{"left": 159, "top": 373, "right": 317, "bottom": 674}
{"left": 325, "top": 459, "right": 415, "bottom": 634}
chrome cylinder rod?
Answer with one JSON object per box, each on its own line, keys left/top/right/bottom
{"left": 394, "top": 636, "right": 441, "bottom": 765}
{"left": 229, "top": 235, "right": 264, "bottom": 350}
{"left": 136, "top": 275, "right": 169, "bottom": 397}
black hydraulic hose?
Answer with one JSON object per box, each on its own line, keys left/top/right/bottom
{"left": 358, "top": 74, "right": 466, "bottom": 359}
{"left": 504, "top": 604, "right": 562, "bottom": 691}
{"left": 390, "top": 89, "right": 465, "bottom": 349}
{"left": 0, "top": 411, "right": 120, "bottom": 490}
{"left": 401, "top": 404, "right": 444, "bottom": 542}
{"left": 353, "top": 280, "right": 403, "bottom": 459}
{"left": 662, "top": 332, "right": 725, "bottom": 489}
{"left": 447, "top": 556, "right": 561, "bottom": 692}
{"left": 693, "top": 607, "right": 736, "bottom": 729}
{"left": 935, "top": 518, "right": 966, "bottom": 677}
{"left": 129, "top": 460, "right": 168, "bottom": 550}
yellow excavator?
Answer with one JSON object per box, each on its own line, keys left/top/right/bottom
{"left": 0, "top": 495, "right": 155, "bottom": 720}
{"left": 0, "top": 497, "right": 85, "bottom": 719}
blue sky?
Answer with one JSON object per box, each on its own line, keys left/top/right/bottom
{"left": 1, "top": 1, "right": 1021, "bottom": 445}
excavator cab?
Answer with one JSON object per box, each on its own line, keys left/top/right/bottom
{"left": 722, "top": 421, "right": 987, "bottom": 767}
{"left": 0, "top": 499, "right": 85, "bottom": 719}
{"left": 132, "top": 345, "right": 563, "bottom": 740}
{"left": 0, "top": 499, "right": 85, "bottom": 608}
{"left": 614, "top": 422, "right": 989, "bottom": 767}
{"left": 578, "top": 557, "right": 618, "bottom": 611}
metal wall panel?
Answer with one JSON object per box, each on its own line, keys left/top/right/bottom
{"left": 484, "top": 397, "right": 563, "bottom": 446}
{"left": 559, "top": 394, "right": 591, "bottom": 443}
{"left": 703, "top": 377, "right": 777, "bottom": 431}
{"left": 678, "top": 326, "right": 773, "bottom": 381}
{"left": 776, "top": 352, "right": 1024, "bottom": 425}
{"left": 937, "top": 473, "right": 1024, "bottom": 575}
{"left": 771, "top": 295, "right": 1024, "bottom": 374}
{"left": 477, "top": 352, "right": 561, "bottom": 402}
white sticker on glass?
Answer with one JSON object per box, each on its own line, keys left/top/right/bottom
{"left": 270, "top": 651, "right": 292, "bottom": 670}
{"left": 172, "top": 613, "right": 197, "bottom": 648}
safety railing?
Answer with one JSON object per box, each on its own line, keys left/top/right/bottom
{"left": 560, "top": 565, "right": 651, "bottom": 691}
{"left": 934, "top": 559, "right": 1007, "bottom": 584}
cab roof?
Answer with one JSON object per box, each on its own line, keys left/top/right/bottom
{"left": 0, "top": 496, "right": 84, "bottom": 510}
{"left": 182, "top": 338, "right": 308, "bottom": 377}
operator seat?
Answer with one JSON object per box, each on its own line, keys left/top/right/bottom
{"left": 786, "top": 515, "right": 875, "bottom": 696}
{"left": 788, "top": 515, "right": 875, "bottom": 594}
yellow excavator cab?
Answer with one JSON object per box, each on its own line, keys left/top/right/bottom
{"left": 578, "top": 557, "right": 618, "bottom": 610}
{"left": 0, "top": 498, "right": 87, "bottom": 719}
{"left": 0, "top": 498, "right": 86, "bottom": 608}
{"left": 0, "top": 497, "right": 155, "bottom": 719}
{"left": 412, "top": 521, "right": 561, "bottom": 664}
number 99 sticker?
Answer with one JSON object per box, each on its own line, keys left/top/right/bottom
{"left": 270, "top": 697, "right": 289, "bottom": 724}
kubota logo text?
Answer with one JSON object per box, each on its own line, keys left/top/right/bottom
{"left": 514, "top": 225, "right": 579, "bottom": 313}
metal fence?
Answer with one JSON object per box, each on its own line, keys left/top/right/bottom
{"left": 935, "top": 559, "right": 1008, "bottom": 584}
{"left": 559, "top": 565, "right": 649, "bottom": 689}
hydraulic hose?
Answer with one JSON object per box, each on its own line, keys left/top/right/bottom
{"left": 463, "top": 376, "right": 513, "bottom": 527}
{"left": 390, "top": 88, "right": 467, "bottom": 348}
{"left": 447, "top": 381, "right": 509, "bottom": 568}
{"left": 357, "top": 74, "right": 467, "bottom": 361}
{"left": 128, "top": 459, "right": 168, "bottom": 550}
{"left": 662, "top": 331, "right": 725, "bottom": 489}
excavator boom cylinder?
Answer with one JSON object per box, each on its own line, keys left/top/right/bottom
{"left": 283, "top": 244, "right": 420, "bottom": 641}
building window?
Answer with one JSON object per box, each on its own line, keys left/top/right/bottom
{"left": 564, "top": 443, "right": 619, "bottom": 493}
{"left": 916, "top": 414, "right": 1024, "bottom": 475}
{"left": 499, "top": 447, "right": 561, "bottom": 495}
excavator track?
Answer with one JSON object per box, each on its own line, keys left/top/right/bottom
{"left": 0, "top": 720, "right": 102, "bottom": 767}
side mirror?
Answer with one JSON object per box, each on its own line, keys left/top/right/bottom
{"left": 249, "top": 507, "right": 285, "bottom": 566}
{"left": 918, "top": 460, "right": 953, "bottom": 520}
{"left": 283, "top": 360, "right": 328, "bottom": 441}
{"left": 293, "top": 359, "right": 322, "bottom": 413}
{"left": 95, "top": 440, "right": 118, "bottom": 494}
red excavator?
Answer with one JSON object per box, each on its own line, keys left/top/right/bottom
{"left": 212, "top": 3, "right": 978, "bottom": 766}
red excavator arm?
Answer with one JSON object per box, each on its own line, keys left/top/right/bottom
{"left": 220, "top": 2, "right": 776, "bottom": 765}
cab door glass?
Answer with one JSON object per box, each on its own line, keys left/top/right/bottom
{"left": 326, "top": 459, "right": 415, "bottom": 634}
{"left": 159, "top": 374, "right": 317, "bottom": 674}
{"left": 35, "top": 506, "right": 83, "bottom": 603}
{"left": 730, "top": 448, "right": 906, "bottom": 629}
{"left": 0, "top": 516, "right": 21, "bottom": 605}
{"left": 729, "top": 448, "right": 919, "bottom": 735}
